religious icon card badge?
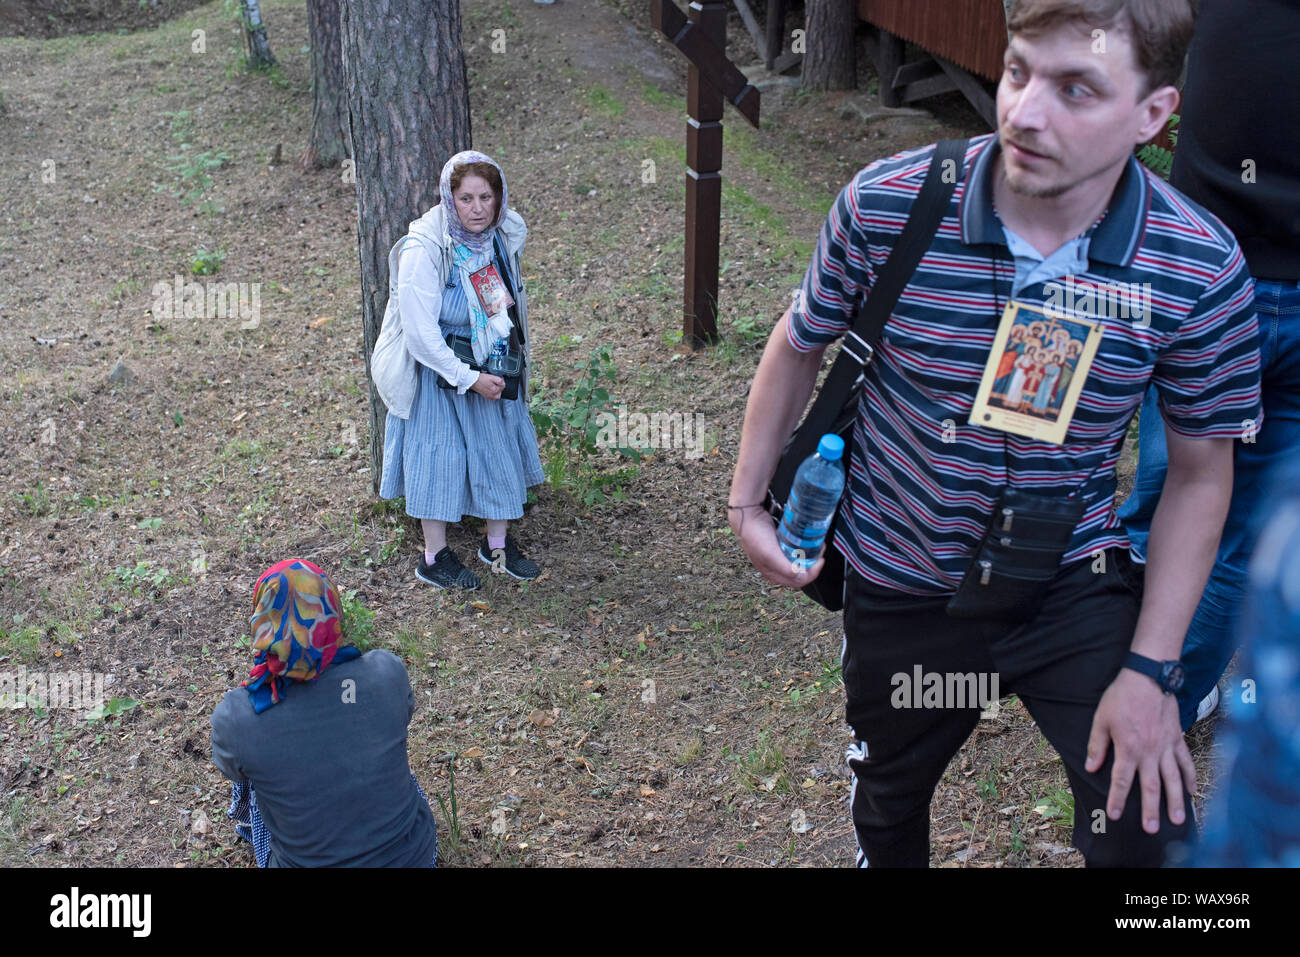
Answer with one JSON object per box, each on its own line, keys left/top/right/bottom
{"left": 969, "top": 299, "right": 1104, "bottom": 444}
{"left": 468, "top": 263, "right": 514, "bottom": 317}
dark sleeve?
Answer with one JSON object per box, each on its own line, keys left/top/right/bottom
{"left": 209, "top": 692, "right": 248, "bottom": 783}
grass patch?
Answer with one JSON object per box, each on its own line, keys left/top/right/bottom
{"left": 0, "top": 797, "right": 26, "bottom": 857}
{"left": 734, "top": 729, "right": 789, "bottom": 793}
{"left": 638, "top": 79, "right": 685, "bottom": 114}
{"left": 674, "top": 735, "right": 704, "bottom": 766}
{"left": 0, "top": 624, "right": 42, "bottom": 664}
{"left": 726, "top": 122, "right": 838, "bottom": 215}
{"left": 17, "top": 482, "right": 51, "bottom": 518}
{"left": 584, "top": 83, "right": 625, "bottom": 118}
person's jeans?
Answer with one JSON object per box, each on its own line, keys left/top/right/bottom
{"left": 1117, "top": 277, "right": 1300, "bottom": 730}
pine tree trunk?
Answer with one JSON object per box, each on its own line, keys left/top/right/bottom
{"left": 241, "top": 0, "right": 277, "bottom": 70}
{"left": 302, "top": 0, "right": 350, "bottom": 169}
{"left": 802, "top": 0, "right": 856, "bottom": 91}
{"left": 341, "top": 0, "right": 473, "bottom": 493}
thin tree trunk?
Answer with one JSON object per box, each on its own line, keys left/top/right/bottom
{"left": 802, "top": 0, "right": 856, "bottom": 91}
{"left": 341, "top": 0, "right": 473, "bottom": 493}
{"left": 302, "top": 0, "right": 350, "bottom": 169}
{"left": 241, "top": 0, "right": 277, "bottom": 70}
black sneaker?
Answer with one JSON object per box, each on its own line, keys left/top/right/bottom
{"left": 416, "top": 547, "right": 480, "bottom": 590}
{"left": 478, "top": 535, "right": 541, "bottom": 580}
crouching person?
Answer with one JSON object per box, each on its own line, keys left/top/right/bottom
{"left": 209, "top": 558, "right": 437, "bottom": 867}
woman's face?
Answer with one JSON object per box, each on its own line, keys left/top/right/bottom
{"left": 453, "top": 174, "right": 498, "bottom": 233}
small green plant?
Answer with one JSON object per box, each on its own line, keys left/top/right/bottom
{"left": 674, "top": 736, "right": 704, "bottom": 766}
{"left": 977, "top": 764, "right": 1000, "bottom": 802}
{"left": 84, "top": 696, "right": 140, "bottom": 722}
{"left": 18, "top": 482, "right": 51, "bottom": 517}
{"left": 164, "top": 149, "right": 230, "bottom": 207}
{"left": 341, "top": 589, "right": 376, "bottom": 651}
{"left": 1033, "top": 785, "right": 1075, "bottom": 829}
{"left": 735, "top": 729, "right": 788, "bottom": 793}
{"left": 111, "top": 561, "right": 173, "bottom": 595}
{"left": 435, "top": 760, "right": 462, "bottom": 859}
{"left": 788, "top": 661, "right": 842, "bottom": 704}
{"left": 0, "top": 796, "right": 25, "bottom": 855}
{"left": 0, "top": 624, "right": 42, "bottom": 664}
{"left": 730, "top": 313, "right": 768, "bottom": 344}
{"left": 529, "top": 346, "right": 642, "bottom": 506}
{"left": 163, "top": 109, "right": 194, "bottom": 143}
{"left": 1137, "top": 113, "right": 1179, "bottom": 181}
{"left": 190, "top": 247, "right": 226, "bottom": 276}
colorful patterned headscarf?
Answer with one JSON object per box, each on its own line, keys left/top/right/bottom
{"left": 241, "top": 558, "right": 361, "bottom": 714}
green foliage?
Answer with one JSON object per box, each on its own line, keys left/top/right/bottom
{"left": 529, "top": 346, "right": 641, "bottom": 506}
{"left": 111, "top": 561, "right": 173, "bottom": 595}
{"left": 190, "top": 247, "right": 226, "bottom": 276}
{"left": 0, "top": 623, "right": 42, "bottom": 664}
{"left": 1136, "top": 113, "right": 1179, "bottom": 181}
{"left": 340, "top": 589, "right": 376, "bottom": 651}
{"left": 729, "top": 313, "right": 768, "bottom": 344}
{"left": 788, "top": 661, "right": 843, "bottom": 705}
{"left": 163, "top": 149, "right": 230, "bottom": 208}
{"left": 734, "top": 729, "right": 789, "bottom": 793}
{"left": 84, "top": 696, "right": 140, "bottom": 722}
{"left": 18, "top": 482, "right": 51, "bottom": 518}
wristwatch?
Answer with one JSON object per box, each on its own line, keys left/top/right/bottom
{"left": 1123, "top": 652, "right": 1186, "bottom": 695}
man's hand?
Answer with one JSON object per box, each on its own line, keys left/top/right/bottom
{"left": 730, "top": 504, "right": 826, "bottom": 589}
{"left": 1085, "top": 667, "right": 1197, "bottom": 833}
{"left": 471, "top": 372, "right": 505, "bottom": 400}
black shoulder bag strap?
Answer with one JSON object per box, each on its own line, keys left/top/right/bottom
{"left": 768, "top": 137, "right": 969, "bottom": 508}
{"left": 491, "top": 231, "right": 525, "bottom": 347}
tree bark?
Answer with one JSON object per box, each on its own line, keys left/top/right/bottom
{"left": 341, "top": 0, "right": 473, "bottom": 494}
{"left": 240, "top": 0, "right": 277, "bottom": 70}
{"left": 802, "top": 0, "right": 856, "bottom": 91}
{"left": 302, "top": 0, "right": 350, "bottom": 169}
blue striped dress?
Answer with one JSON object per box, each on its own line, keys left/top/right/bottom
{"left": 379, "top": 249, "right": 545, "bottom": 521}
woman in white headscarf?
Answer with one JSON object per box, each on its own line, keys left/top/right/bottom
{"left": 374, "top": 151, "right": 545, "bottom": 589}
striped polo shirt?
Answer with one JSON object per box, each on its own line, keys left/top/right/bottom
{"left": 787, "top": 132, "right": 1263, "bottom": 595}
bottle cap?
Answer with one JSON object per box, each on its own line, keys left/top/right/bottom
{"left": 817, "top": 434, "right": 845, "bottom": 461}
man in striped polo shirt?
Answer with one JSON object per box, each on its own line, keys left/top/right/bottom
{"left": 729, "top": 0, "right": 1262, "bottom": 866}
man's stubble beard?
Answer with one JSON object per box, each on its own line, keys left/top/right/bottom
{"left": 1003, "top": 165, "right": 1073, "bottom": 199}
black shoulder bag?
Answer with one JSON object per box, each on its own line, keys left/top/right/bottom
{"left": 437, "top": 232, "right": 527, "bottom": 400}
{"left": 763, "top": 138, "right": 969, "bottom": 612}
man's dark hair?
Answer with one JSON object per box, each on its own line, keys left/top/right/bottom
{"left": 1008, "top": 0, "right": 1196, "bottom": 98}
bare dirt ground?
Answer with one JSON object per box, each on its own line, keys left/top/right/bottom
{"left": 0, "top": 0, "right": 1219, "bottom": 867}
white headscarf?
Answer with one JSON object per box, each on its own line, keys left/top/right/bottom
{"left": 438, "top": 150, "right": 513, "bottom": 363}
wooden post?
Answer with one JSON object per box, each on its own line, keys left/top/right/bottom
{"left": 876, "top": 27, "right": 904, "bottom": 107}
{"left": 651, "top": 0, "right": 760, "bottom": 349}
{"left": 765, "top": 0, "right": 786, "bottom": 71}
{"left": 685, "top": 0, "right": 725, "bottom": 348}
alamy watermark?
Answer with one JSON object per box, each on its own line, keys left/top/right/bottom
{"left": 1043, "top": 275, "right": 1152, "bottom": 327}
{"left": 150, "top": 274, "right": 261, "bottom": 329}
{"left": 594, "top": 406, "right": 708, "bottom": 460}
{"left": 1, "top": 667, "right": 106, "bottom": 718}
{"left": 891, "top": 666, "right": 1000, "bottom": 712}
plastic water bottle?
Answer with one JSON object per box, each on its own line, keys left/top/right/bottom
{"left": 777, "top": 434, "right": 846, "bottom": 570}
{"left": 486, "top": 335, "right": 509, "bottom": 376}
